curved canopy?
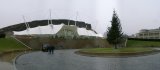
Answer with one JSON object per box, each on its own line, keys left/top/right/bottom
{"left": 13, "top": 24, "right": 64, "bottom": 35}
{"left": 14, "top": 24, "right": 103, "bottom": 37}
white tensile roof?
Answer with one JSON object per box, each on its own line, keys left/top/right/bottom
{"left": 13, "top": 24, "right": 103, "bottom": 37}
{"left": 77, "top": 28, "right": 103, "bottom": 37}
{"left": 13, "top": 24, "right": 64, "bottom": 35}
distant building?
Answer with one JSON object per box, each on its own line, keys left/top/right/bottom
{"left": 56, "top": 25, "right": 78, "bottom": 38}
{"left": 129, "top": 34, "right": 136, "bottom": 38}
{"left": 136, "top": 27, "right": 160, "bottom": 39}
{"left": 5, "top": 31, "right": 14, "bottom": 37}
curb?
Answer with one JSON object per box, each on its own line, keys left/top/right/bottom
{"left": 12, "top": 50, "right": 32, "bottom": 70}
{"left": 75, "top": 49, "right": 160, "bottom": 58}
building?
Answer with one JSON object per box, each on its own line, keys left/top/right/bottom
{"left": 5, "top": 31, "right": 14, "bottom": 38}
{"left": 13, "top": 23, "right": 103, "bottom": 38}
{"left": 136, "top": 27, "right": 160, "bottom": 39}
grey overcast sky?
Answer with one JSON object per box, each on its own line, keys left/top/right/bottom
{"left": 0, "top": 0, "right": 160, "bottom": 35}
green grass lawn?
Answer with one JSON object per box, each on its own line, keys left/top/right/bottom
{"left": 0, "top": 38, "right": 27, "bottom": 52}
{"left": 127, "top": 40, "right": 160, "bottom": 47}
{"left": 79, "top": 47, "right": 154, "bottom": 53}
{"left": 78, "top": 40, "right": 160, "bottom": 55}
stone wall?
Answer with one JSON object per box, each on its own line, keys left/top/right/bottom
{"left": 17, "top": 37, "right": 111, "bottom": 49}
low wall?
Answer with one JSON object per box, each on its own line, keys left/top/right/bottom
{"left": 128, "top": 38, "right": 160, "bottom": 41}
{"left": 17, "top": 37, "right": 111, "bottom": 49}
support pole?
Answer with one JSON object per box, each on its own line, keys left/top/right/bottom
{"left": 75, "top": 12, "right": 79, "bottom": 26}
{"left": 22, "top": 16, "right": 30, "bottom": 35}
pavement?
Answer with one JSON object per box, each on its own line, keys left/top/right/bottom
{"left": 0, "top": 62, "right": 14, "bottom": 70}
{"left": 15, "top": 49, "right": 160, "bottom": 70}
{"left": 154, "top": 48, "right": 160, "bottom": 50}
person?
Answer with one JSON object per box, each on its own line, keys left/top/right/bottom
{"left": 47, "top": 45, "right": 55, "bottom": 54}
{"left": 50, "top": 45, "right": 55, "bottom": 54}
{"left": 48, "top": 45, "right": 51, "bottom": 54}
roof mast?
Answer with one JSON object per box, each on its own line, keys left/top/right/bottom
{"left": 75, "top": 12, "right": 79, "bottom": 26}
{"left": 49, "top": 9, "right": 54, "bottom": 37}
{"left": 22, "top": 16, "right": 30, "bottom": 35}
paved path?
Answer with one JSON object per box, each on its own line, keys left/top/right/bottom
{"left": 154, "top": 48, "right": 160, "bottom": 50}
{"left": 0, "top": 62, "right": 13, "bottom": 70}
{"left": 15, "top": 49, "right": 160, "bottom": 70}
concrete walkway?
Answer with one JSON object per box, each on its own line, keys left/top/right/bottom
{"left": 15, "top": 49, "right": 160, "bottom": 70}
{"left": 154, "top": 48, "right": 160, "bottom": 50}
{"left": 0, "top": 62, "right": 13, "bottom": 70}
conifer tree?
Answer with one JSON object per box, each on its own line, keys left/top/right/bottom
{"left": 107, "top": 10, "right": 123, "bottom": 49}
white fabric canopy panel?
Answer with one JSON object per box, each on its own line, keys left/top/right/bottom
{"left": 77, "top": 28, "right": 88, "bottom": 36}
{"left": 13, "top": 24, "right": 103, "bottom": 37}
{"left": 13, "top": 24, "right": 64, "bottom": 35}
{"left": 77, "top": 28, "right": 103, "bottom": 37}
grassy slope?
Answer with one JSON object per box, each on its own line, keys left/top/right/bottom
{"left": 127, "top": 40, "right": 160, "bottom": 47}
{"left": 0, "top": 38, "right": 27, "bottom": 52}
